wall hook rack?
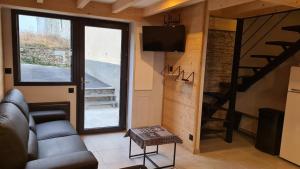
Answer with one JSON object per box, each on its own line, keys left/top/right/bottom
{"left": 181, "top": 71, "right": 194, "bottom": 84}
{"left": 176, "top": 70, "right": 185, "bottom": 81}
{"left": 162, "top": 65, "right": 182, "bottom": 79}
{"left": 162, "top": 64, "right": 194, "bottom": 84}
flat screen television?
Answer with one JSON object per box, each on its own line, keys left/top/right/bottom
{"left": 142, "top": 25, "right": 186, "bottom": 52}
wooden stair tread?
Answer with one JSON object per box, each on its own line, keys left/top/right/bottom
{"left": 238, "top": 75, "right": 252, "bottom": 79}
{"left": 265, "top": 41, "right": 295, "bottom": 47}
{"left": 282, "top": 25, "right": 300, "bottom": 33}
{"left": 239, "top": 66, "right": 262, "bottom": 69}
{"left": 204, "top": 92, "right": 225, "bottom": 99}
{"left": 203, "top": 117, "right": 226, "bottom": 122}
{"left": 201, "top": 128, "right": 226, "bottom": 133}
{"left": 251, "top": 55, "right": 277, "bottom": 59}
{"left": 203, "top": 103, "right": 228, "bottom": 111}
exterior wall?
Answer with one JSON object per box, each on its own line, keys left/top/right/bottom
{"left": 236, "top": 10, "right": 300, "bottom": 134}
{"left": 162, "top": 3, "right": 206, "bottom": 152}
{"left": 20, "top": 47, "right": 71, "bottom": 68}
{"left": 85, "top": 60, "right": 120, "bottom": 89}
{"left": 85, "top": 60, "right": 120, "bottom": 100}
{"left": 1, "top": 1, "right": 165, "bottom": 129}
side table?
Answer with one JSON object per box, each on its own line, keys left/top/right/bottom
{"left": 125, "top": 126, "right": 183, "bottom": 169}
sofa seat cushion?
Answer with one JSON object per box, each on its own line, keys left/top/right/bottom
{"left": 36, "top": 120, "right": 76, "bottom": 140}
{"left": 30, "top": 110, "right": 66, "bottom": 124}
{"left": 25, "top": 151, "right": 98, "bottom": 169}
{"left": 38, "top": 135, "right": 87, "bottom": 159}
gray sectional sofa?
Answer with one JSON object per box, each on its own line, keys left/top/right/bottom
{"left": 0, "top": 89, "right": 98, "bottom": 169}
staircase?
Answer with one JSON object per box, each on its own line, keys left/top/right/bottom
{"left": 85, "top": 87, "right": 118, "bottom": 108}
{"left": 201, "top": 24, "right": 300, "bottom": 139}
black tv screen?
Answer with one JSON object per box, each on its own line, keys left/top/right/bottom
{"left": 142, "top": 25, "right": 186, "bottom": 52}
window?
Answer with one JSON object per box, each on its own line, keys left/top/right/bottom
{"left": 13, "top": 11, "right": 73, "bottom": 84}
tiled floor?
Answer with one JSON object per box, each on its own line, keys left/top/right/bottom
{"left": 81, "top": 132, "right": 299, "bottom": 169}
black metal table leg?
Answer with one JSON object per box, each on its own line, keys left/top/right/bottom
{"left": 173, "top": 143, "right": 177, "bottom": 166}
{"left": 143, "top": 146, "right": 146, "bottom": 166}
{"left": 128, "top": 140, "right": 178, "bottom": 168}
{"left": 129, "top": 138, "right": 132, "bottom": 158}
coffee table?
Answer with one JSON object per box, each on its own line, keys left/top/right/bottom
{"left": 125, "top": 126, "right": 183, "bottom": 169}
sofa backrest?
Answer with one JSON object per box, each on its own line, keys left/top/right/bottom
{"left": 2, "top": 89, "right": 30, "bottom": 121}
{"left": 0, "top": 103, "right": 29, "bottom": 169}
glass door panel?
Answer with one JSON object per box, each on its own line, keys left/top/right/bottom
{"left": 84, "top": 26, "right": 122, "bottom": 130}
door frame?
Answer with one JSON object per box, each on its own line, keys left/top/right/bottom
{"left": 76, "top": 17, "right": 129, "bottom": 134}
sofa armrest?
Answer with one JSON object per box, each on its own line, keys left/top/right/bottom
{"left": 25, "top": 151, "right": 98, "bottom": 169}
{"left": 28, "top": 102, "right": 70, "bottom": 123}
{"left": 30, "top": 110, "right": 67, "bottom": 123}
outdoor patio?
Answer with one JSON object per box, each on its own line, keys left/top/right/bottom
{"left": 84, "top": 107, "right": 119, "bottom": 129}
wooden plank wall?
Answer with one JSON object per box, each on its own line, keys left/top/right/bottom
{"left": 162, "top": 2, "right": 206, "bottom": 152}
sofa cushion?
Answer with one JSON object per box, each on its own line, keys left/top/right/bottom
{"left": 25, "top": 151, "right": 98, "bottom": 169}
{"left": 0, "top": 103, "right": 29, "bottom": 169}
{"left": 29, "top": 114, "right": 36, "bottom": 133}
{"left": 30, "top": 110, "right": 66, "bottom": 123}
{"left": 28, "top": 130, "right": 38, "bottom": 161}
{"left": 38, "top": 135, "right": 87, "bottom": 159}
{"left": 36, "top": 120, "right": 77, "bottom": 140}
{"left": 2, "top": 89, "right": 30, "bottom": 121}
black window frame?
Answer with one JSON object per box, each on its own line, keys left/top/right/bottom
{"left": 12, "top": 10, "right": 77, "bottom": 86}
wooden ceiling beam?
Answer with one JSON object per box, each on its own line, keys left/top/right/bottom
{"left": 112, "top": 0, "right": 137, "bottom": 13}
{"left": 261, "top": 0, "right": 300, "bottom": 8}
{"left": 222, "top": 1, "right": 279, "bottom": 17}
{"left": 210, "top": 1, "right": 294, "bottom": 18}
{"left": 143, "top": 0, "right": 204, "bottom": 17}
{"left": 208, "top": 0, "right": 256, "bottom": 11}
{"left": 77, "top": 0, "right": 91, "bottom": 9}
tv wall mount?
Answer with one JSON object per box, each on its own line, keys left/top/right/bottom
{"left": 164, "top": 14, "right": 181, "bottom": 26}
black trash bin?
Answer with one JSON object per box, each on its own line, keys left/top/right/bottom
{"left": 255, "top": 108, "right": 284, "bottom": 155}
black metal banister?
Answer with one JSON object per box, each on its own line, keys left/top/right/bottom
{"left": 225, "top": 19, "right": 244, "bottom": 143}
{"left": 243, "top": 17, "right": 258, "bottom": 34}
{"left": 241, "top": 12, "right": 290, "bottom": 59}
{"left": 242, "top": 15, "right": 273, "bottom": 46}
{"left": 239, "top": 39, "right": 300, "bottom": 91}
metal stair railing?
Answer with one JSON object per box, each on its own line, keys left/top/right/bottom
{"left": 241, "top": 12, "right": 290, "bottom": 59}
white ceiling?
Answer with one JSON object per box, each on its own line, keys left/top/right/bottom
{"left": 93, "top": 0, "right": 162, "bottom": 8}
